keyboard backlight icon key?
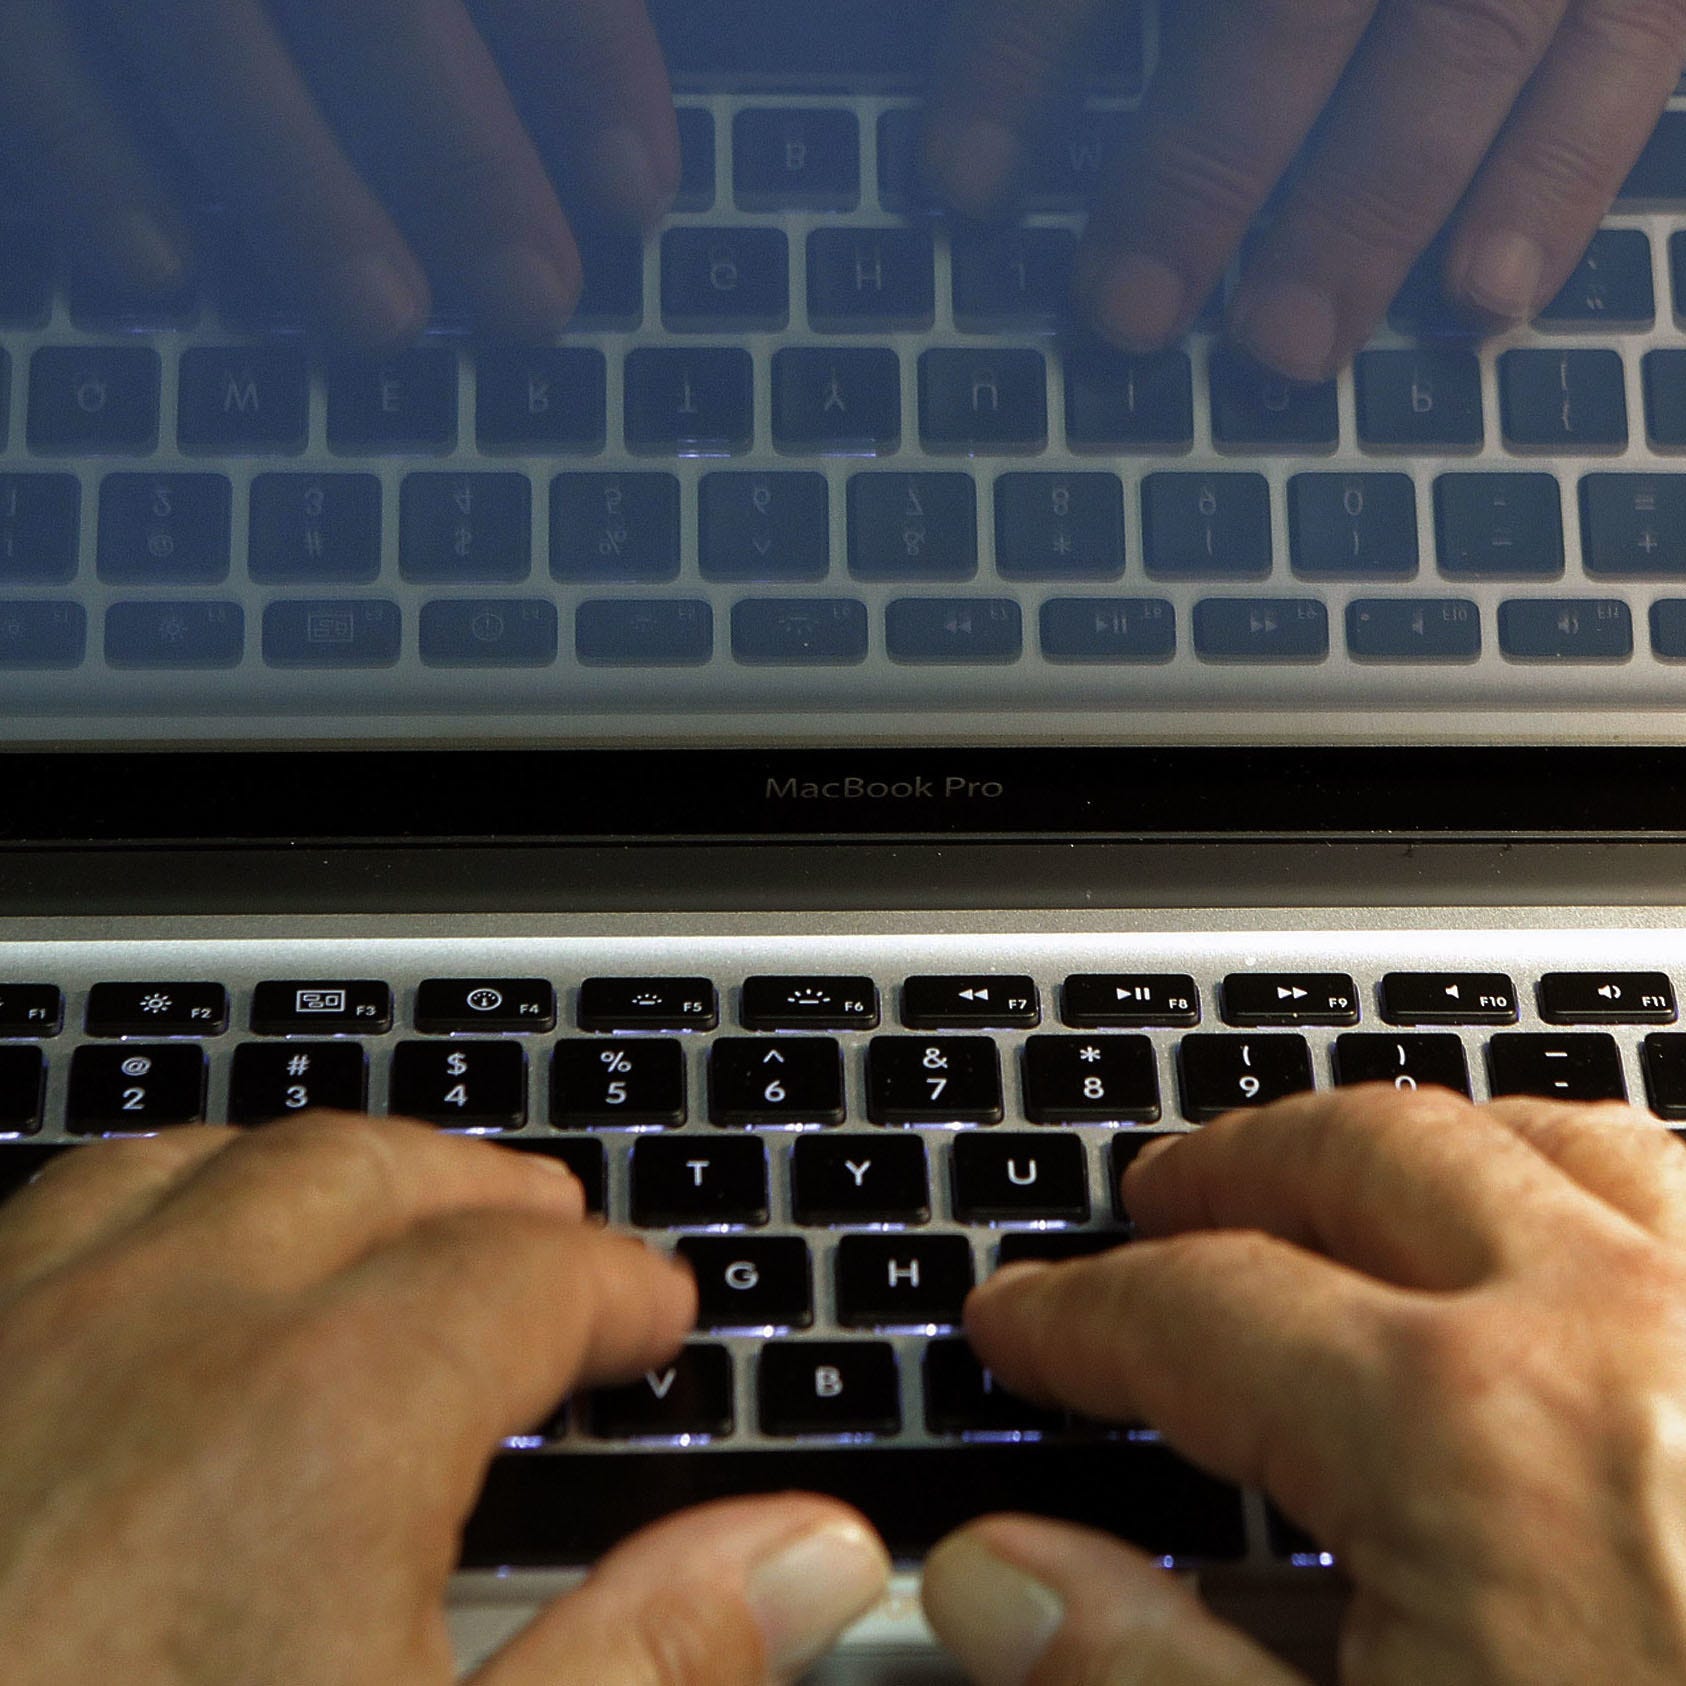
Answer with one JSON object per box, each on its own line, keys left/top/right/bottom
{"left": 296, "top": 989, "right": 347, "bottom": 1014}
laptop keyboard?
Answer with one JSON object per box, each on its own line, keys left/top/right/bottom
{"left": 2, "top": 927, "right": 1681, "bottom": 1567}
{"left": 8, "top": 59, "right": 1686, "bottom": 738}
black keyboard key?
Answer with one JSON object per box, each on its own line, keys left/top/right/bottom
{"left": 0, "top": 1047, "right": 45, "bottom": 1133}
{"left": 732, "top": 599, "right": 869, "bottom": 665}
{"left": 772, "top": 348, "right": 901, "bottom": 454}
{"left": 400, "top": 474, "right": 530, "bottom": 584}
{"left": 952, "top": 1131, "right": 1089, "bottom": 1222}
{"left": 807, "top": 230, "right": 934, "bottom": 331}
{"left": 576, "top": 599, "right": 713, "bottom": 666}
{"left": 951, "top": 228, "right": 1076, "bottom": 331}
{"left": 572, "top": 232, "right": 645, "bottom": 330}
{"left": 868, "top": 1036, "right": 1003, "bottom": 1125}
{"left": 1209, "top": 350, "right": 1338, "bottom": 450}
{"left": 625, "top": 347, "right": 754, "bottom": 454}
{"left": 28, "top": 348, "right": 160, "bottom": 454}
{"left": 212, "top": 227, "right": 308, "bottom": 334}
{"left": 1498, "top": 599, "right": 1632, "bottom": 662}
{"left": 875, "top": 107, "right": 923, "bottom": 210}
{"left": 1347, "top": 598, "right": 1481, "bottom": 662}
{"left": 1538, "top": 972, "right": 1676, "bottom": 1025}
{"left": 1488, "top": 1034, "right": 1627, "bottom": 1102}
{"left": 0, "top": 226, "right": 52, "bottom": 326}
{"left": 1644, "top": 350, "right": 1686, "bottom": 448}
{"left": 419, "top": 600, "right": 557, "bottom": 667}
{"left": 464, "top": 1441, "right": 1246, "bottom": 1565}
{"left": 251, "top": 981, "right": 392, "bottom": 1035}
{"left": 589, "top": 1345, "right": 734, "bottom": 1439}
{"left": 66, "top": 263, "right": 198, "bottom": 331}
{"left": 1064, "top": 974, "right": 1199, "bottom": 1028}
{"left": 995, "top": 473, "right": 1124, "bottom": 580}
{"left": 87, "top": 982, "right": 227, "bottom": 1037}
{"left": 0, "top": 1143, "right": 69, "bottom": 1201}
{"left": 1289, "top": 474, "right": 1418, "bottom": 579}
{"left": 1435, "top": 474, "right": 1564, "bottom": 578}
{"left": 177, "top": 348, "right": 308, "bottom": 453}
{"left": 631, "top": 1136, "right": 768, "bottom": 1226}
{"left": 1021, "top": 1034, "right": 1161, "bottom": 1124}
{"left": 661, "top": 229, "right": 789, "bottom": 331}
{"left": 679, "top": 1236, "right": 813, "bottom": 1329}
{"left": 918, "top": 350, "right": 1048, "bottom": 451}
{"left": 325, "top": 349, "right": 457, "bottom": 453}
{"left": 1537, "top": 230, "right": 1654, "bottom": 328}
{"left": 923, "top": 1341, "right": 1064, "bottom": 1436}
{"left": 709, "top": 1037, "right": 845, "bottom": 1128}
{"left": 997, "top": 1230, "right": 1132, "bottom": 1265}
{"left": 228, "top": 1042, "right": 368, "bottom": 1124}
{"left": 97, "top": 474, "right": 231, "bottom": 586}
{"left": 675, "top": 107, "right": 717, "bottom": 211}
{"left": 580, "top": 978, "right": 717, "bottom": 1032}
{"left": 475, "top": 347, "right": 606, "bottom": 453}
{"left": 741, "top": 977, "right": 878, "bottom": 1031}
{"left": 1380, "top": 973, "right": 1518, "bottom": 1026}
{"left": 1332, "top": 1034, "right": 1470, "bottom": 1098}
{"left": 903, "top": 976, "right": 1038, "bottom": 1030}
{"left": 791, "top": 1134, "right": 930, "bottom": 1225}
{"left": 551, "top": 473, "right": 680, "bottom": 583}
{"left": 1142, "top": 473, "right": 1272, "bottom": 578}
{"left": 700, "top": 472, "right": 829, "bottom": 582}
{"left": 1064, "top": 341, "right": 1194, "bottom": 451}
{"left": 848, "top": 473, "right": 977, "bottom": 581}
{"left": 734, "top": 109, "right": 860, "bottom": 210}
{"left": 390, "top": 1041, "right": 526, "bottom": 1128}
{"left": 415, "top": 980, "right": 556, "bottom": 1034}
{"left": 886, "top": 597, "right": 1022, "bottom": 664}
{"left": 1111, "top": 1132, "right": 1183, "bottom": 1212}
{"left": 1500, "top": 349, "right": 1628, "bottom": 450}
{"left": 1643, "top": 1035, "right": 1686, "bottom": 1121}
{"left": 1178, "top": 1035, "right": 1315, "bottom": 1120}
{"left": 249, "top": 474, "right": 382, "bottom": 584}
{"left": 105, "top": 601, "right": 243, "bottom": 669}
{"left": 1194, "top": 598, "right": 1329, "bottom": 662}
{"left": 836, "top": 1235, "right": 972, "bottom": 1327}
{"left": 552, "top": 1037, "right": 686, "bottom": 1129}
{"left": 759, "top": 1341, "right": 900, "bottom": 1436}
{"left": 1354, "top": 349, "right": 1483, "bottom": 450}
{"left": 1620, "top": 112, "right": 1686, "bottom": 203}
{"left": 500, "top": 1137, "right": 606, "bottom": 1215}
{"left": 1223, "top": 974, "right": 1358, "bottom": 1027}
{"left": 263, "top": 600, "right": 401, "bottom": 668}
{"left": 0, "top": 602, "right": 84, "bottom": 670}
{"left": 1025, "top": 110, "right": 1129, "bottom": 207}
{"left": 1040, "top": 597, "right": 1177, "bottom": 663}
{"left": 0, "top": 475, "right": 79, "bottom": 587}
{"left": 0, "top": 986, "right": 62, "bottom": 1038}
{"left": 1582, "top": 475, "right": 1686, "bottom": 576}
{"left": 68, "top": 1045, "right": 206, "bottom": 1133}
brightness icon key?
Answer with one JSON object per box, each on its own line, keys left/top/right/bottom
{"left": 86, "top": 982, "right": 228, "bottom": 1038}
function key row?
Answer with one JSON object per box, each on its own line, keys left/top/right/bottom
{"left": 1, "top": 973, "right": 1677, "bottom": 1041}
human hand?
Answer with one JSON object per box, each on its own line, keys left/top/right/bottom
{"left": 926, "top": 0, "right": 1686, "bottom": 378}
{"left": 0, "top": 1114, "right": 889, "bottom": 1684}
{"left": 922, "top": 1087, "right": 1686, "bottom": 1684}
{"left": 0, "top": 0, "right": 680, "bottom": 344}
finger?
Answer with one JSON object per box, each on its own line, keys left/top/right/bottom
{"left": 1227, "top": 0, "right": 1569, "bottom": 379}
{"left": 97, "top": 0, "right": 429, "bottom": 345}
{"left": 924, "top": 1515, "right": 1312, "bottom": 1686}
{"left": 1123, "top": 1084, "right": 1608, "bottom": 1289}
{"left": 0, "top": 0, "right": 191, "bottom": 288}
{"left": 1077, "top": 0, "right": 1383, "bottom": 354}
{"left": 129, "top": 1113, "right": 584, "bottom": 1292}
{"left": 965, "top": 1235, "right": 1391, "bottom": 1537}
{"left": 0, "top": 1128, "right": 237, "bottom": 1297}
{"left": 314, "top": 1212, "right": 694, "bottom": 1480}
{"left": 1482, "top": 1098, "right": 1686, "bottom": 1243}
{"left": 474, "top": 0, "right": 681, "bottom": 229}
{"left": 1443, "top": 0, "right": 1686, "bottom": 322}
{"left": 270, "top": 0, "right": 582, "bottom": 337}
{"left": 921, "top": 0, "right": 1105, "bottom": 218}
{"left": 471, "top": 1497, "right": 889, "bottom": 1685}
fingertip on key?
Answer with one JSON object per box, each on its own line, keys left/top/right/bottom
{"left": 1088, "top": 251, "right": 1186, "bottom": 351}
{"left": 325, "top": 251, "right": 431, "bottom": 348}
{"left": 921, "top": 118, "right": 1021, "bottom": 221}
{"left": 1228, "top": 279, "right": 1340, "bottom": 383}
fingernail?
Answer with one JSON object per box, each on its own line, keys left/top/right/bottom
{"left": 110, "top": 210, "right": 189, "bottom": 293}
{"left": 922, "top": 119, "right": 1020, "bottom": 218}
{"left": 923, "top": 1535, "right": 1065, "bottom": 1686}
{"left": 1456, "top": 229, "right": 1544, "bottom": 321}
{"left": 747, "top": 1519, "right": 892, "bottom": 1677}
{"left": 1091, "top": 252, "right": 1186, "bottom": 349}
{"left": 591, "top": 124, "right": 675, "bottom": 229}
{"left": 1229, "top": 279, "right": 1339, "bottom": 382}
{"left": 475, "top": 243, "right": 578, "bottom": 336}
{"left": 326, "top": 252, "right": 427, "bottom": 344}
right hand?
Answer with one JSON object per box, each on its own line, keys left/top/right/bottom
{"left": 0, "top": 0, "right": 680, "bottom": 343}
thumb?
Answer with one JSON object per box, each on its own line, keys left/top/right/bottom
{"left": 468, "top": 1496, "right": 890, "bottom": 1685}
{"left": 923, "top": 1515, "right": 1313, "bottom": 1686}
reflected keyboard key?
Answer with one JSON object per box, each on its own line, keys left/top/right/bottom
{"left": 249, "top": 473, "right": 382, "bottom": 584}
{"left": 734, "top": 109, "right": 860, "bottom": 210}
{"left": 772, "top": 348, "right": 901, "bottom": 454}
{"left": 572, "top": 232, "right": 645, "bottom": 330}
{"left": 1619, "top": 111, "right": 1686, "bottom": 203}
{"left": 700, "top": 472, "right": 829, "bottom": 581}
{"left": 576, "top": 599, "right": 713, "bottom": 665}
{"left": 0, "top": 226, "right": 53, "bottom": 326}
{"left": 1347, "top": 598, "right": 1481, "bottom": 662}
{"left": 995, "top": 473, "right": 1124, "bottom": 580}
{"left": 661, "top": 229, "right": 789, "bottom": 331}
{"left": 1209, "top": 350, "right": 1337, "bottom": 450}
{"left": 551, "top": 473, "right": 681, "bottom": 583}
{"left": 886, "top": 598, "right": 1022, "bottom": 663}
{"left": 105, "top": 601, "right": 242, "bottom": 667}
{"left": 326, "top": 349, "right": 457, "bottom": 453}
{"left": 1435, "top": 474, "right": 1564, "bottom": 577}
{"left": 951, "top": 228, "right": 1076, "bottom": 330}
{"left": 177, "top": 347, "right": 308, "bottom": 453}
{"left": 1653, "top": 600, "right": 1686, "bottom": 658}
{"left": 97, "top": 474, "right": 231, "bottom": 585}
{"left": 0, "top": 474, "right": 80, "bottom": 584}
{"left": 1289, "top": 473, "right": 1418, "bottom": 578}
{"left": 400, "top": 473, "right": 531, "bottom": 583}
{"left": 67, "top": 263, "right": 199, "bottom": 332}
{"left": 1354, "top": 349, "right": 1483, "bottom": 450}
{"left": 1194, "top": 598, "right": 1328, "bottom": 663}
{"left": 1537, "top": 230, "right": 1653, "bottom": 328}
{"left": 876, "top": 107, "right": 923, "bottom": 211}
{"left": 1581, "top": 475, "right": 1686, "bottom": 576}
{"left": 731, "top": 599, "right": 868, "bottom": 665}
{"left": 1142, "top": 473, "right": 1272, "bottom": 578}
{"left": 418, "top": 599, "right": 557, "bottom": 666}
{"left": 1500, "top": 349, "right": 1628, "bottom": 451}
{"left": 263, "top": 601, "right": 401, "bottom": 667}
{"left": 28, "top": 347, "right": 160, "bottom": 454}
{"left": 848, "top": 472, "right": 977, "bottom": 580}
{"left": 625, "top": 348, "right": 754, "bottom": 454}
{"left": 675, "top": 108, "right": 717, "bottom": 211}
{"left": 476, "top": 347, "right": 606, "bottom": 452}
{"left": 918, "top": 349, "right": 1048, "bottom": 451}
{"left": 1498, "top": 598, "right": 1632, "bottom": 662}
{"left": 1025, "top": 110, "right": 1129, "bottom": 207}
{"left": 807, "top": 229, "right": 934, "bottom": 331}
{"left": 1644, "top": 349, "right": 1686, "bottom": 447}
{"left": 1040, "top": 597, "right": 1176, "bottom": 663}
{"left": 1064, "top": 342, "right": 1193, "bottom": 450}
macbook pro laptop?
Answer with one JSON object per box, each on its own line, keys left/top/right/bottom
{"left": 4, "top": 0, "right": 1686, "bottom": 1675}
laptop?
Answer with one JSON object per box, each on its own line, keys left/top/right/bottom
{"left": 4, "top": 0, "right": 1686, "bottom": 1675}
